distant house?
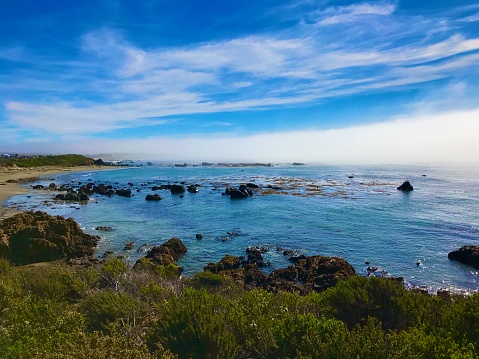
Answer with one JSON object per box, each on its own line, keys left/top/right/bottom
{"left": 1, "top": 154, "right": 11, "bottom": 159}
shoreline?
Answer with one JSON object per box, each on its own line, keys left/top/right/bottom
{"left": 0, "top": 165, "right": 115, "bottom": 220}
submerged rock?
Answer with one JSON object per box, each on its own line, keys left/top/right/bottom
{"left": 448, "top": 245, "right": 479, "bottom": 269}
{"left": 0, "top": 211, "right": 99, "bottom": 265}
{"left": 397, "top": 181, "right": 414, "bottom": 192}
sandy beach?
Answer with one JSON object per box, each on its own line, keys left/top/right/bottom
{"left": 0, "top": 165, "right": 113, "bottom": 220}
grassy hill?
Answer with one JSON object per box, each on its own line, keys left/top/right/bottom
{"left": 0, "top": 154, "right": 95, "bottom": 168}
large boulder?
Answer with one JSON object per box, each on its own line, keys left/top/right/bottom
{"left": 294, "top": 255, "right": 356, "bottom": 292}
{"left": 397, "top": 181, "right": 414, "bottom": 192}
{"left": 0, "top": 211, "right": 99, "bottom": 265}
{"left": 134, "top": 237, "right": 187, "bottom": 276}
{"left": 448, "top": 246, "right": 479, "bottom": 268}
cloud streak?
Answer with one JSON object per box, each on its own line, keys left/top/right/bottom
{"left": 1, "top": 0, "right": 479, "bottom": 164}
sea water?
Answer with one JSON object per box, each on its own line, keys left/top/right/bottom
{"left": 5, "top": 164, "right": 479, "bottom": 292}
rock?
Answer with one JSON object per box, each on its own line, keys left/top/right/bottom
{"left": 204, "top": 254, "right": 243, "bottom": 273}
{"left": 187, "top": 185, "right": 198, "bottom": 193}
{"left": 295, "top": 256, "right": 356, "bottom": 292}
{"left": 196, "top": 233, "right": 203, "bottom": 240}
{"left": 202, "top": 250, "right": 355, "bottom": 294}
{"left": 348, "top": 176, "right": 354, "bottom": 179}
{"left": 102, "top": 251, "right": 114, "bottom": 258}
{"left": 116, "top": 189, "right": 132, "bottom": 197}
{"left": 448, "top": 245, "right": 479, "bottom": 268}
{"left": 95, "top": 226, "right": 113, "bottom": 231}
{"left": 246, "top": 183, "right": 259, "bottom": 189}
{"left": 397, "top": 181, "right": 414, "bottom": 192}
{"left": 145, "top": 237, "right": 187, "bottom": 262}
{"left": 229, "top": 188, "right": 250, "bottom": 199}
{"left": 48, "top": 182, "right": 57, "bottom": 190}
{"left": 246, "top": 247, "right": 267, "bottom": 267}
{"left": 94, "top": 158, "right": 106, "bottom": 166}
{"left": 124, "top": 241, "right": 135, "bottom": 250}
{"left": 32, "top": 185, "right": 44, "bottom": 190}
{"left": 145, "top": 194, "right": 162, "bottom": 201}
{"left": 0, "top": 211, "right": 99, "bottom": 265}
{"left": 170, "top": 184, "right": 185, "bottom": 194}
{"left": 133, "top": 237, "right": 187, "bottom": 276}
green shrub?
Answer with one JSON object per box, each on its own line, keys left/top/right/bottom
{"left": 80, "top": 290, "right": 147, "bottom": 333}
{"left": 148, "top": 288, "right": 240, "bottom": 359}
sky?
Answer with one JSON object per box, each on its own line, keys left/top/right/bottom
{"left": 1, "top": 0, "right": 479, "bottom": 163}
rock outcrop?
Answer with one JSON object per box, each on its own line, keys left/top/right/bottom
{"left": 0, "top": 211, "right": 99, "bottom": 265}
{"left": 204, "top": 250, "right": 356, "bottom": 294}
{"left": 134, "top": 237, "right": 187, "bottom": 276}
{"left": 448, "top": 245, "right": 479, "bottom": 268}
{"left": 397, "top": 181, "right": 414, "bottom": 192}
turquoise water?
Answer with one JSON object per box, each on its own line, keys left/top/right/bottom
{"left": 5, "top": 164, "right": 479, "bottom": 292}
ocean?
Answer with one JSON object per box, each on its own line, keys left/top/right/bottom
{"left": 5, "top": 164, "right": 479, "bottom": 292}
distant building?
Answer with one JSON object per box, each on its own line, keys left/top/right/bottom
{"left": 2, "top": 154, "right": 11, "bottom": 159}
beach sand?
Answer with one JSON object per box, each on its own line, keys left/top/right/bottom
{"left": 0, "top": 165, "right": 113, "bottom": 220}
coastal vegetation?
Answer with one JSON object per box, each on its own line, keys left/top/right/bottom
{"left": 1, "top": 257, "right": 479, "bottom": 358}
{"left": 0, "top": 154, "right": 95, "bottom": 168}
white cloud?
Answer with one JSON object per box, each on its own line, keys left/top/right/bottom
{"left": 315, "top": 2, "right": 396, "bottom": 26}
{"left": 10, "top": 108, "right": 479, "bottom": 165}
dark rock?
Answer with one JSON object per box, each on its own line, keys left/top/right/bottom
{"left": 397, "top": 180, "right": 414, "bottom": 192}
{"left": 32, "top": 185, "right": 44, "bottom": 190}
{"left": 0, "top": 211, "right": 99, "bottom": 265}
{"left": 196, "top": 233, "right": 203, "bottom": 240}
{"left": 80, "top": 193, "right": 89, "bottom": 201}
{"left": 448, "top": 245, "right": 479, "bottom": 268}
{"left": 229, "top": 188, "right": 250, "bottom": 199}
{"left": 246, "top": 183, "right": 259, "bottom": 189}
{"left": 124, "top": 241, "right": 135, "bottom": 250}
{"left": 187, "top": 185, "right": 198, "bottom": 193}
{"left": 246, "top": 247, "right": 267, "bottom": 267}
{"left": 170, "top": 184, "right": 185, "bottom": 194}
{"left": 348, "top": 176, "right": 354, "bottom": 179}
{"left": 48, "top": 182, "right": 57, "bottom": 190}
{"left": 102, "top": 251, "right": 114, "bottom": 258}
{"left": 133, "top": 237, "right": 187, "bottom": 276}
{"left": 94, "top": 158, "right": 106, "bottom": 165}
{"left": 116, "top": 189, "right": 132, "bottom": 197}
{"left": 95, "top": 226, "right": 113, "bottom": 231}
{"left": 204, "top": 254, "right": 242, "bottom": 273}
{"left": 202, "top": 250, "right": 355, "bottom": 294}
{"left": 145, "top": 237, "right": 187, "bottom": 261}
{"left": 295, "top": 256, "right": 356, "bottom": 292}
{"left": 145, "top": 194, "right": 162, "bottom": 201}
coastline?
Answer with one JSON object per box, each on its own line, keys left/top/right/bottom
{"left": 0, "top": 165, "right": 114, "bottom": 220}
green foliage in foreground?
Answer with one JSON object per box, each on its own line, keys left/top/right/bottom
{"left": 0, "top": 257, "right": 478, "bottom": 358}
{"left": 0, "top": 154, "right": 94, "bottom": 168}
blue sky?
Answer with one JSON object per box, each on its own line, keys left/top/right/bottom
{"left": 1, "top": 0, "right": 479, "bottom": 162}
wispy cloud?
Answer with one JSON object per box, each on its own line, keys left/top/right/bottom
{"left": 2, "top": 0, "right": 479, "bottom": 146}
{"left": 314, "top": 2, "right": 396, "bottom": 26}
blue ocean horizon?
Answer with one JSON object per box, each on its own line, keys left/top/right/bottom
{"left": 5, "top": 163, "right": 479, "bottom": 292}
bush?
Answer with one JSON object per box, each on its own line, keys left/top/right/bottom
{"left": 80, "top": 290, "right": 147, "bottom": 333}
